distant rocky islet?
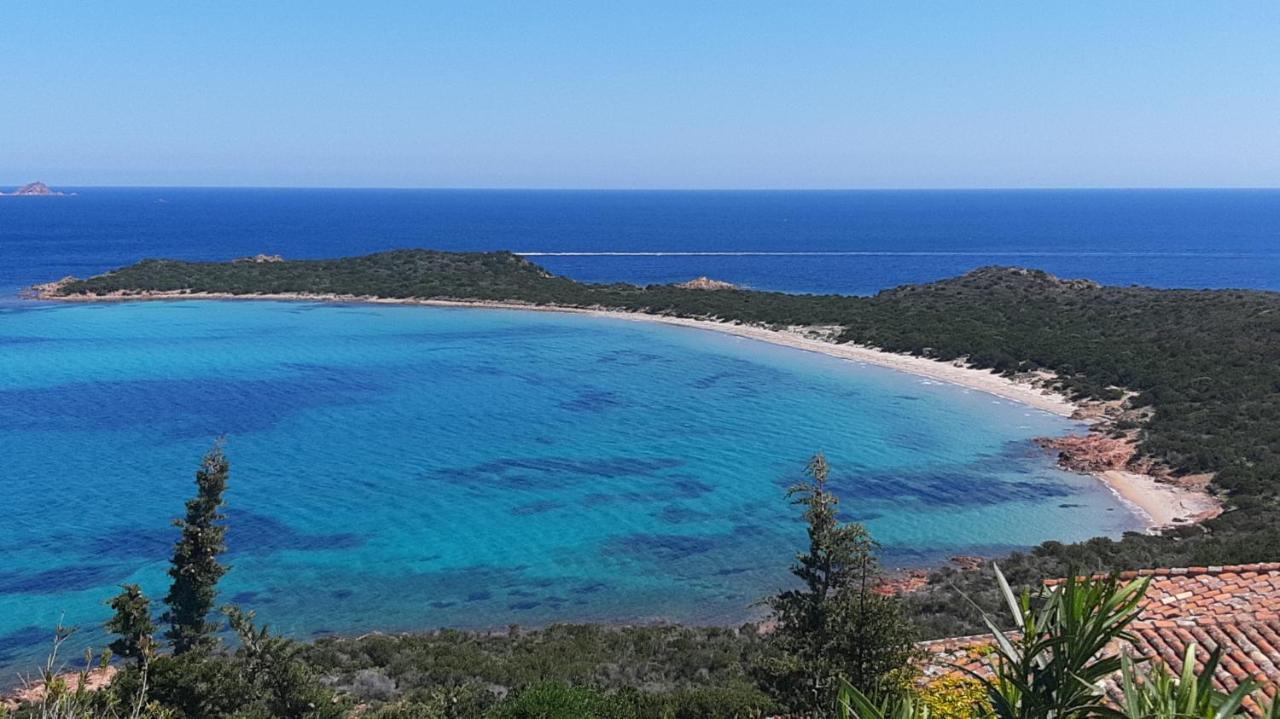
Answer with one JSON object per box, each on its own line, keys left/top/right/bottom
{"left": 1, "top": 181, "right": 71, "bottom": 197}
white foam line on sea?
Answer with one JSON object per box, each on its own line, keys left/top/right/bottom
{"left": 514, "top": 251, "right": 1274, "bottom": 258}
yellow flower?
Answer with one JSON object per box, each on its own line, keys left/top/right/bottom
{"left": 919, "top": 675, "right": 992, "bottom": 719}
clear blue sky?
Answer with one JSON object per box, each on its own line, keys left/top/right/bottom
{"left": 2, "top": 2, "right": 1277, "bottom": 189}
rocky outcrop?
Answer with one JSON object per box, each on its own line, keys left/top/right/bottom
{"left": 674, "top": 276, "right": 737, "bottom": 290}
{"left": 948, "top": 555, "right": 986, "bottom": 572}
{"left": 874, "top": 569, "right": 930, "bottom": 596}
{"left": 23, "top": 276, "right": 78, "bottom": 299}
{"left": 874, "top": 557, "right": 987, "bottom": 596}
{"left": 232, "top": 254, "right": 284, "bottom": 264}
{"left": 1, "top": 666, "right": 117, "bottom": 712}
{"left": 1036, "top": 434, "right": 1135, "bottom": 473}
{"left": 961, "top": 266, "right": 1102, "bottom": 291}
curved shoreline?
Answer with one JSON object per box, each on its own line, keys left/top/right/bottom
{"left": 31, "top": 289, "right": 1221, "bottom": 532}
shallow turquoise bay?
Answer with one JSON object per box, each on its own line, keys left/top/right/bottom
{"left": 0, "top": 301, "right": 1140, "bottom": 671}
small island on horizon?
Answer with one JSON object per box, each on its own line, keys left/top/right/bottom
{"left": 0, "top": 181, "right": 72, "bottom": 196}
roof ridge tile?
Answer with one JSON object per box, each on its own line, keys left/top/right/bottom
{"left": 1043, "top": 562, "right": 1280, "bottom": 585}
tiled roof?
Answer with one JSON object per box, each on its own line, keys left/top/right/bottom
{"left": 917, "top": 634, "right": 1000, "bottom": 682}
{"left": 1120, "top": 617, "right": 1279, "bottom": 715}
{"left": 919, "top": 563, "right": 1280, "bottom": 716}
{"left": 1068, "top": 563, "right": 1280, "bottom": 623}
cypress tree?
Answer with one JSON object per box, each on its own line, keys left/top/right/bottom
{"left": 105, "top": 583, "right": 155, "bottom": 665}
{"left": 758, "top": 454, "right": 917, "bottom": 715}
{"left": 163, "top": 443, "right": 230, "bottom": 654}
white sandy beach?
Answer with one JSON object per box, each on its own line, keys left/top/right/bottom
{"left": 1096, "top": 470, "right": 1220, "bottom": 530}
{"left": 34, "top": 288, "right": 1220, "bottom": 531}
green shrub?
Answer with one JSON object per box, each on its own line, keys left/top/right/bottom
{"left": 488, "top": 683, "right": 629, "bottom": 719}
{"left": 658, "top": 685, "right": 777, "bottom": 718}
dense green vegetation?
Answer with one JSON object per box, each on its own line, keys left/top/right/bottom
{"left": 54, "top": 251, "right": 578, "bottom": 302}
{"left": 304, "top": 625, "right": 777, "bottom": 717}
{"left": 48, "top": 249, "right": 1280, "bottom": 636}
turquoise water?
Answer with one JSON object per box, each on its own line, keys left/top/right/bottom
{"left": 0, "top": 300, "right": 1140, "bottom": 673}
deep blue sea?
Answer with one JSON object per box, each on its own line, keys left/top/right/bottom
{"left": 1, "top": 188, "right": 1279, "bottom": 298}
{"left": 0, "top": 189, "right": 1275, "bottom": 678}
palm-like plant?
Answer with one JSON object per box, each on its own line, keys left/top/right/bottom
{"left": 837, "top": 680, "right": 932, "bottom": 719}
{"left": 1114, "top": 645, "right": 1257, "bottom": 719}
{"left": 977, "top": 564, "right": 1148, "bottom": 719}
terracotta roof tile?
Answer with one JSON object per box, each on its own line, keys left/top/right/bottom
{"left": 922, "top": 564, "right": 1280, "bottom": 717}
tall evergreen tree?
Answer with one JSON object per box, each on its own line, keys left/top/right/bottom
{"left": 163, "top": 443, "right": 231, "bottom": 654}
{"left": 106, "top": 583, "right": 155, "bottom": 666}
{"left": 758, "top": 454, "right": 917, "bottom": 716}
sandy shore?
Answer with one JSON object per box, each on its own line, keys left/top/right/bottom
{"left": 1097, "top": 470, "right": 1220, "bottom": 530}
{"left": 594, "top": 311, "right": 1079, "bottom": 416}
{"left": 33, "top": 288, "right": 1220, "bottom": 531}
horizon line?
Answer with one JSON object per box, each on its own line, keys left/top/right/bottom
{"left": 5, "top": 183, "right": 1280, "bottom": 193}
